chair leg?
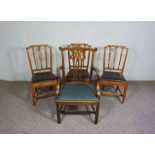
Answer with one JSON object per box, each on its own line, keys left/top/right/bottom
{"left": 115, "top": 86, "right": 119, "bottom": 92}
{"left": 31, "top": 86, "right": 37, "bottom": 106}
{"left": 102, "top": 85, "right": 104, "bottom": 91}
{"left": 94, "top": 102, "right": 100, "bottom": 124}
{"left": 122, "top": 84, "right": 128, "bottom": 104}
{"left": 56, "top": 103, "right": 61, "bottom": 124}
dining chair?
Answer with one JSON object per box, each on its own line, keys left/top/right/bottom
{"left": 56, "top": 44, "right": 100, "bottom": 124}
{"left": 98, "top": 45, "right": 128, "bottom": 103}
{"left": 26, "top": 45, "right": 58, "bottom": 105}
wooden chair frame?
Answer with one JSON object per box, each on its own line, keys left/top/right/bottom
{"left": 99, "top": 45, "right": 128, "bottom": 103}
{"left": 56, "top": 44, "right": 100, "bottom": 124}
{"left": 26, "top": 44, "right": 58, "bottom": 105}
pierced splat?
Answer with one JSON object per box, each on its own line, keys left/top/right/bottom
{"left": 68, "top": 48, "right": 86, "bottom": 80}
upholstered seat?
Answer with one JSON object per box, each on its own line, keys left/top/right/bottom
{"left": 100, "top": 72, "right": 126, "bottom": 82}
{"left": 66, "top": 69, "right": 90, "bottom": 79}
{"left": 32, "top": 72, "right": 57, "bottom": 83}
{"left": 57, "top": 83, "right": 98, "bottom": 101}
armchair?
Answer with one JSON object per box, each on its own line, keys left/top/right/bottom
{"left": 55, "top": 44, "right": 100, "bottom": 124}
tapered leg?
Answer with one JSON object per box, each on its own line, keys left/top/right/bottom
{"left": 122, "top": 84, "right": 128, "bottom": 104}
{"left": 95, "top": 102, "right": 100, "bottom": 124}
{"left": 31, "top": 86, "right": 37, "bottom": 106}
{"left": 56, "top": 103, "right": 61, "bottom": 124}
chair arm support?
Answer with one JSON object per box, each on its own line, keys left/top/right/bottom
{"left": 96, "top": 81, "right": 101, "bottom": 98}
{"left": 56, "top": 66, "right": 63, "bottom": 96}
{"left": 56, "top": 66, "right": 63, "bottom": 80}
{"left": 91, "top": 66, "right": 100, "bottom": 80}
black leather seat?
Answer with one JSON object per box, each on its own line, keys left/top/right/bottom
{"left": 100, "top": 72, "right": 126, "bottom": 82}
{"left": 66, "top": 69, "right": 90, "bottom": 79}
{"left": 32, "top": 72, "right": 57, "bottom": 83}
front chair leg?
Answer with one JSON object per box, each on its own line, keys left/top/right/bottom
{"left": 31, "top": 86, "right": 37, "bottom": 106}
{"left": 122, "top": 84, "right": 128, "bottom": 104}
{"left": 56, "top": 103, "right": 61, "bottom": 124}
{"left": 95, "top": 102, "right": 100, "bottom": 124}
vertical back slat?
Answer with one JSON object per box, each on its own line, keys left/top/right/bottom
{"left": 32, "top": 47, "right": 37, "bottom": 70}
{"left": 103, "top": 47, "right": 106, "bottom": 71}
{"left": 26, "top": 48, "right": 33, "bottom": 74}
{"left": 121, "top": 48, "right": 128, "bottom": 73}
{"left": 38, "top": 46, "right": 43, "bottom": 69}
{"left": 118, "top": 47, "right": 124, "bottom": 70}
{"left": 113, "top": 47, "right": 117, "bottom": 69}
{"left": 45, "top": 45, "right": 47, "bottom": 69}
{"left": 108, "top": 46, "right": 111, "bottom": 68}
{"left": 50, "top": 46, "right": 52, "bottom": 72}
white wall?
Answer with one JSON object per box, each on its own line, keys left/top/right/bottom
{"left": 0, "top": 21, "right": 155, "bottom": 81}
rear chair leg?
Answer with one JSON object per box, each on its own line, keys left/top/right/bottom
{"left": 115, "top": 86, "right": 119, "bottom": 91}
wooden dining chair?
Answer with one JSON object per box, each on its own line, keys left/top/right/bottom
{"left": 56, "top": 44, "right": 100, "bottom": 124}
{"left": 59, "top": 43, "right": 99, "bottom": 83}
{"left": 26, "top": 45, "right": 58, "bottom": 105}
{"left": 98, "top": 45, "right": 128, "bottom": 103}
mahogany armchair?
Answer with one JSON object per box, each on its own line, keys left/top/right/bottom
{"left": 26, "top": 45, "right": 58, "bottom": 105}
{"left": 98, "top": 45, "right": 128, "bottom": 103}
{"left": 55, "top": 44, "right": 100, "bottom": 124}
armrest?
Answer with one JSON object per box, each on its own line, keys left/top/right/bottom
{"left": 91, "top": 66, "right": 100, "bottom": 80}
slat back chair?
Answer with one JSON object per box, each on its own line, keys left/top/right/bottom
{"left": 26, "top": 45, "right": 58, "bottom": 105}
{"left": 99, "top": 45, "right": 128, "bottom": 103}
{"left": 103, "top": 45, "right": 128, "bottom": 73}
{"left": 59, "top": 44, "right": 97, "bottom": 83}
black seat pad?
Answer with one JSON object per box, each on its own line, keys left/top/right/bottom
{"left": 32, "top": 72, "right": 57, "bottom": 83}
{"left": 100, "top": 72, "right": 127, "bottom": 82}
{"left": 66, "top": 69, "right": 90, "bottom": 79}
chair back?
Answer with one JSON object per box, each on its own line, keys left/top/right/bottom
{"left": 26, "top": 45, "right": 53, "bottom": 74}
{"left": 59, "top": 43, "right": 97, "bottom": 81}
{"left": 103, "top": 45, "right": 128, "bottom": 73}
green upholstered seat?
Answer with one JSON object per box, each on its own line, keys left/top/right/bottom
{"left": 57, "top": 83, "right": 98, "bottom": 101}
